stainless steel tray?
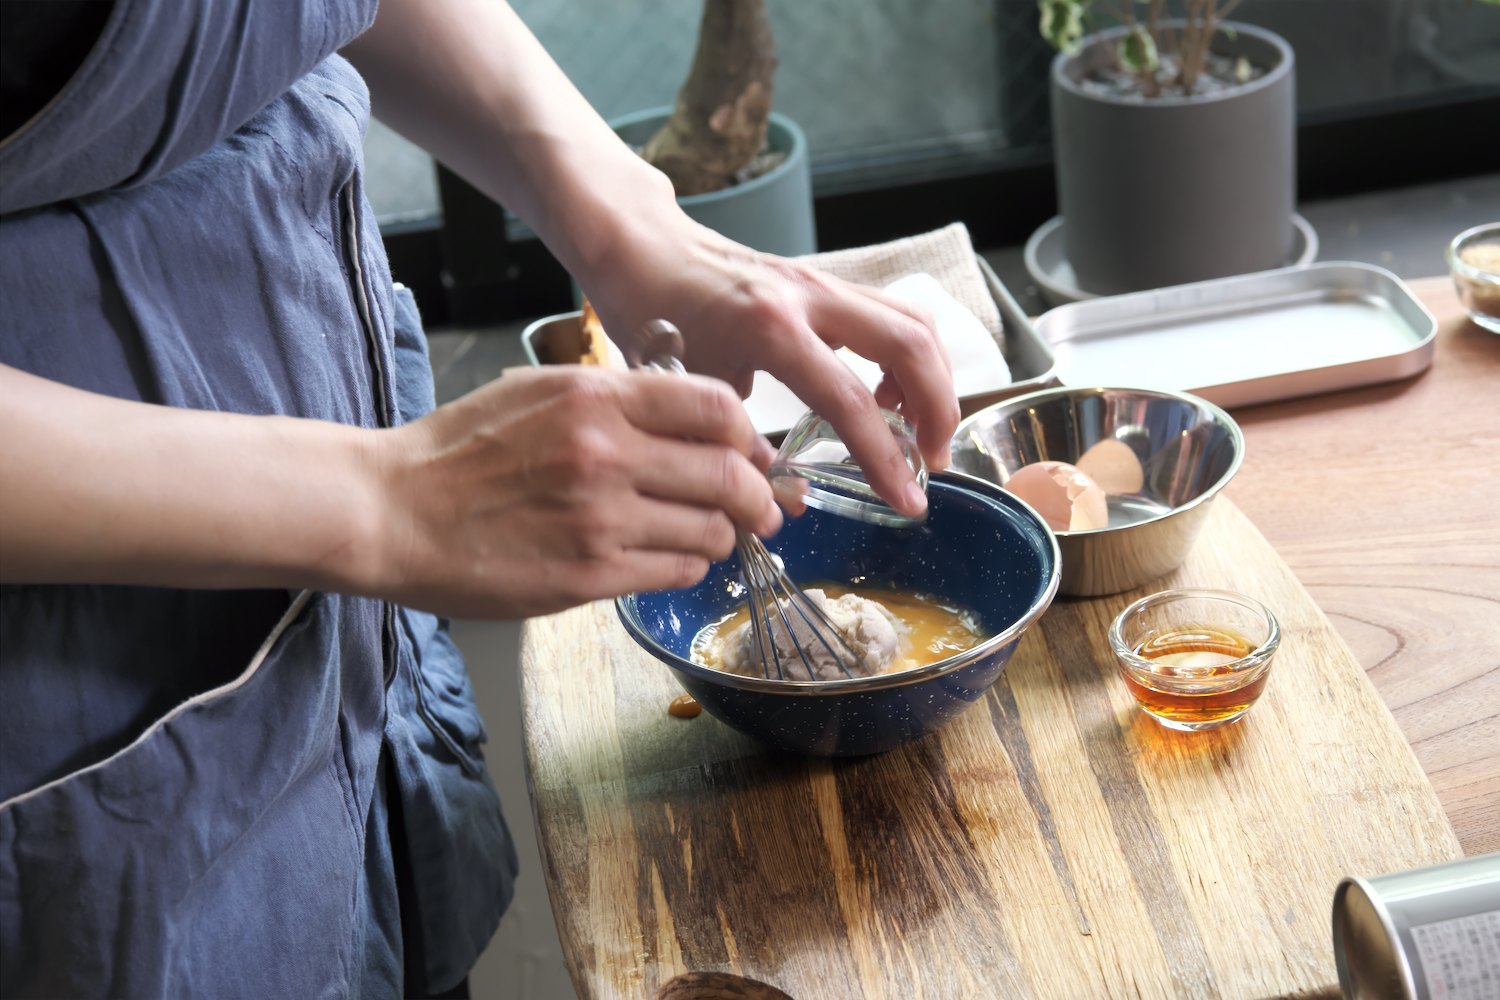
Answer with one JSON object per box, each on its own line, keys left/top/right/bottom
{"left": 522, "top": 253, "right": 1058, "bottom": 435}
{"left": 1033, "top": 262, "right": 1438, "bottom": 409}
{"left": 970, "top": 254, "right": 1059, "bottom": 415}
{"left": 521, "top": 313, "right": 587, "bottom": 367}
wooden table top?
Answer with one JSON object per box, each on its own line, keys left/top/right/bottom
{"left": 519, "top": 275, "right": 1497, "bottom": 999}
{"left": 1221, "top": 276, "right": 1499, "bottom": 856}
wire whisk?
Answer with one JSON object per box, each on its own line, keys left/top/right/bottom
{"left": 734, "top": 528, "right": 870, "bottom": 681}
{"left": 626, "top": 318, "right": 892, "bottom": 682}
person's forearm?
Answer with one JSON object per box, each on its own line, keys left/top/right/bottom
{"left": 1, "top": 362, "right": 778, "bottom": 617}
{"left": 0, "top": 364, "right": 386, "bottom": 591}
{"left": 341, "top": 3, "right": 960, "bottom": 510}
{"left": 341, "top": 1, "right": 671, "bottom": 288}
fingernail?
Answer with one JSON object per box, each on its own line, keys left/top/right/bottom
{"left": 904, "top": 482, "right": 928, "bottom": 513}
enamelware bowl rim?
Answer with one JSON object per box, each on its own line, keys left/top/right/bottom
{"left": 616, "top": 471, "right": 1061, "bottom": 696}
{"left": 951, "top": 385, "right": 1245, "bottom": 536}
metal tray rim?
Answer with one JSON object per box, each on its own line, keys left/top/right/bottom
{"left": 520, "top": 312, "right": 575, "bottom": 368}
{"left": 1040, "top": 262, "right": 1434, "bottom": 333}
{"left": 1033, "top": 261, "right": 1438, "bottom": 408}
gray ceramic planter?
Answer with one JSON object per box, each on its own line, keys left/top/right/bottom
{"left": 1051, "top": 21, "right": 1296, "bottom": 295}
{"left": 611, "top": 107, "right": 817, "bottom": 257}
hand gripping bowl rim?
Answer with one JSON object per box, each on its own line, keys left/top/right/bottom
{"left": 952, "top": 385, "right": 1246, "bottom": 536}
{"left": 615, "top": 472, "right": 1062, "bottom": 696}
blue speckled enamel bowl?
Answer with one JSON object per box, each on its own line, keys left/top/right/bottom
{"left": 616, "top": 471, "right": 1060, "bottom": 757}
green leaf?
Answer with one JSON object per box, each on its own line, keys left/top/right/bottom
{"left": 1039, "top": 0, "right": 1087, "bottom": 53}
{"left": 1118, "top": 26, "right": 1159, "bottom": 74}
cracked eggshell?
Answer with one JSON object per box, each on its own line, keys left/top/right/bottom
{"left": 1077, "top": 438, "right": 1145, "bottom": 495}
{"left": 1003, "top": 461, "right": 1109, "bottom": 533}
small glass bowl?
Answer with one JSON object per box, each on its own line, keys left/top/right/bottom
{"left": 1108, "top": 588, "right": 1280, "bottom": 732}
{"left": 1447, "top": 223, "right": 1500, "bottom": 334}
{"left": 767, "top": 409, "right": 928, "bottom": 527}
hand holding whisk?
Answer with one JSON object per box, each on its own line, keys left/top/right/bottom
{"left": 625, "top": 320, "right": 927, "bottom": 681}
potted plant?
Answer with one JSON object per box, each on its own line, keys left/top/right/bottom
{"left": 610, "top": 0, "right": 817, "bottom": 257}
{"left": 1030, "top": 0, "right": 1308, "bottom": 299}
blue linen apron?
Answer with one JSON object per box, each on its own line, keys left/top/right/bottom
{"left": 0, "top": 2, "right": 517, "bottom": 996}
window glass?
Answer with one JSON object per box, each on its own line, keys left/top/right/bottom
{"left": 363, "top": 0, "right": 1500, "bottom": 222}
{"left": 364, "top": 118, "right": 441, "bottom": 230}
{"left": 514, "top": 0, "right": 1010, "bottom": 195}
{"left": 1233, "top": 0, "right": 1500, "bottom": 119}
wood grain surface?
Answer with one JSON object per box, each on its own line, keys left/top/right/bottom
{"left": 1223, "top": 276, "right": 1500, "bottom": 856}
{"left": 522, "top": 498, "right": 1462, "bottom": 1000}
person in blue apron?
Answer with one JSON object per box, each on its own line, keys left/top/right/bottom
{"left": 0, "top": 2, "right": 958, "bottom": 997}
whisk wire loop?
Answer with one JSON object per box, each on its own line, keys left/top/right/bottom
{"left": 627, "top": 318, "right": 873, "bottom": 683}
{"left": 738, "top": 541, "right": 784, "bottom": 680}
{"left": 736, "top": 529, "right": 870, "bottom": 681}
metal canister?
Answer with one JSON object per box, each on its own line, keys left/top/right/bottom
{"left": 1333, "top": 852, "right": 1500, "bottom": 999}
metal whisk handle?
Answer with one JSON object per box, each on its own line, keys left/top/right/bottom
{"left": 624, "top": 318, "right": 687, "bottom": 375}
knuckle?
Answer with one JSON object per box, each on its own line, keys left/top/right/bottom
{"left": 671, "top": 553, "right": 711, "bottom": 590}
{"left": 699, "top": 511, "right": 736, "bottom": 562}
{"left": 831, "top": 375, "right": 876, "bottom": 415}
{"left": 560, "top": 425, "right": 615, "bottom": 477}
{"left": 889, "top": 314, "right": 938, "bottom": 361}
{"left": 877, "top": 445, "right": 910, "bottom": 478}
{"left": 564, "top": 502, "right": 624, "bottom": 558}
{"left": 697, "top": 381, "right": 741, "bottom": 435}
{"left": 715, "top": 448, "right": 745, "bottom": 499}
{"left": 740, "top": 286, "right": 797, "bottom": 335}
{"left": 905, "top": 302, "right": 937, "bottom": 336}
{"left": 566, "top": 508, "right": 606, "bottom": 554}
{"left": 716, "top": 451, "right": 772, "bottom": 527}
{"left": 557, "top": 369, "right": 617, "bottom": 413}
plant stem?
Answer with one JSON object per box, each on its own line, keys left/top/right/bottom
{"left": 1095, "top": 0, "right": 1134, "bottom": 27}
{"left": 1142, "top": 0, "right": 1165, "bottom": 96}
{"left": 641, "top": 0, "right": 777, "bottom": 196}
{"left": 1180, "top": 0, "right": 1209, "bottom": 91}
{"left": 1093, "top": 0, "right": 1147, "bottom": 88}
{"left": 1193, "top": 0, "right": 1219, "bottom": 90}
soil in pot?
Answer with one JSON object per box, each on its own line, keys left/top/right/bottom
{"left": 627, "top": 140, "right": 786, "bottom": 187}
{"left": 1082, "top": 50, "right": 1265, "bottom": 100}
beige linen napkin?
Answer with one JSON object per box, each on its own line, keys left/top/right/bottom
{"left": 797, "top": 221, "right": 1004, "bottom": 350}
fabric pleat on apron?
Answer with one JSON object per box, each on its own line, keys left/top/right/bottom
{"left": 0, "top": 1, "right": 517, "bottom": 996}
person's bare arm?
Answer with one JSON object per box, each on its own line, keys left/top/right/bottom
{"left": 0, "top": 364, "right": 391, "bottom": 592}
{"left": 0, "top": 362, "right": 777, "bottom": 618}
{"left": 341, "top": 1, "right": 958, "bottom": 515}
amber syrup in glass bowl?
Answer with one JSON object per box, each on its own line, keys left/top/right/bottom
{"left": 1122, "top": 628, "right": 1268, "bottom": 728}
{"left": 1109, "top": 590, "right": 1280, "bottom": 732}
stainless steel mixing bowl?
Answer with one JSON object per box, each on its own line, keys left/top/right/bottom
{"left": 949, "top": 386, "right": 1244, "bottom": 596}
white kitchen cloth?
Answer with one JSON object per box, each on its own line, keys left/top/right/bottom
{"left": 797, "top": 221, "right": 1004, "bottom": 348}
{"left": 881, "top": 272, "right": 1010, "bottom": 394}
{"left": 743, "top": 224, "right": 1011, "bottom": 434}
